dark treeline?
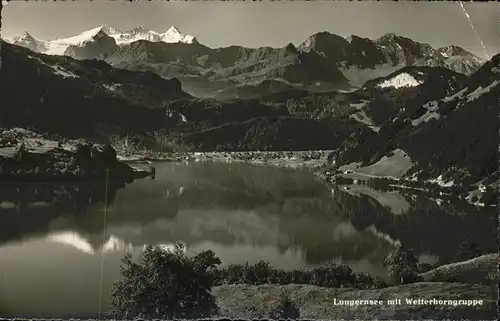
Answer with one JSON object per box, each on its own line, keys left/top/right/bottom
{"left": 109, "top": 241, "right": 490, "bottom": 319}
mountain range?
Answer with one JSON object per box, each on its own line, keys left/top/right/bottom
{"left": 7, "top": 25, "right": 485, "bottom": 98}
{"left": 1, "top": 23, "right": 498, "bottom": 202}
{"left": 10, "top": 25, "right": 197, "bottom": 54}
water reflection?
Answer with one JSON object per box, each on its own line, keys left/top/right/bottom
{"left": 0, "top": 162, "right": 497, "bottom": 318}
{"left": 0, "top": 181, "right": 125, "bottom": 244}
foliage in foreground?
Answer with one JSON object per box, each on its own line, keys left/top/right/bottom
{"left": 454, "top": 239, "right": 483, "bottom": 263}
{"left": 384, "top": 245, "right": 423, "bottom": 285}
{"left": 110, "top": 245, "right": 390, "bottom": 319}
{"left": 111, "top": 243, "right": 490, "bottom": 319}
{"left": 110, "top": 244, "right": 220, "bottom": 319}
{"left": 210, "top": 260, "right": 389, "bottom": 289}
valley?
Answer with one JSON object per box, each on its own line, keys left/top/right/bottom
{"left": 2, "top": 32, "right": 497, "bottom": 205}
{"left": 1, "top": 9, "right": 498, "bottom": 319}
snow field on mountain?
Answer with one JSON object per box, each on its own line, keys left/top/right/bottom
{"left": 377, "top": 73, "right": 423, "bottom": 89}
{"left": 412, "top": 79, "right": 498, "bottom": 127}
{"left": 411, "top": 108, "right": 441, "bottom": 126}
{"left": 51, "top": 65, "right": 79, "bottom": 78}
{"left": 466, "top": 80, "right": 499, "bottom": 102}
{"left": 427, "top": 175, "right": 455, "bottom": 188}
{"left": 13, "top": 25, "right": 197, "bottom": 56}
{"left": 348, "top": 100, "right": 380, "bottom": 132}
{"left": 342, "top": 63, "right": 402, "bottom": 88}
{"left": 102, "top": 83, "right": 122, "bottom": 92}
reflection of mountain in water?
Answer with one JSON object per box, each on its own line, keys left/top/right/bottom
{"left": 332, "top": 185, "right": 498, "bottom": 265}
{"left": 0, "top": 181, "right": 126, "bottom": 244}
{"left": 0, "top": 162, "right": 496, "bottom": 272}
{"left": 46, "top": 231, "right": 186, "bottom": 255}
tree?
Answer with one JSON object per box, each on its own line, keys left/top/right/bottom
{"left": 74, "top": 143, "right": 92, "bottom": 167}
{"left": 100, "top": 144, "right": 118, "bottom": 164}
{"left": 384, "top": 245, "right": 422, "bottom": 285}
{"left": 455, "top": 239, "right": 482, "bottom": 262}
{"left": 109, "top": 244, "right": 221, "bottom": 319}
{"left": 480, "top": 186, "right": 497, "bottom": 206}
{"left": 15, "top": 142, "right": 26, "bottom": 161}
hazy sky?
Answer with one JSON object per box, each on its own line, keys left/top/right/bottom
{"left": 2, "top": 0, "right": 498, "bottom": 59}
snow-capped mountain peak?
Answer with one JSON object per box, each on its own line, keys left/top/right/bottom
{"left": 377, "top": 32, "right": 402, "bottom": 42}
{"left": 14, "top": 31, "right": 35, "bottom": 42}
{"left": 11, "top": 24, "right": 198, "bottom": 55}
{"left": 160, "top": 25, "right": 197, "bottom": 44}
{"left": 51, "top": 26, "right": 106, "bottom": 46}
{"left": 12, "top": 31, "right": 47, "bottom": 52}
{"left": 99, "top": 25, "right": 119, "bottom": 35}
{"left": 124, "top": 25, "right": 152, "bottom": 36}
{"left": 88, "top": 24, "right": 198, "bottom": 45}
{"left": 166, "top": 25, "right": 182, "bottom": 35}
{"left": 133, "top": 25, "right": 147, "bottom": 32}
{"left": 109, "top": 26, "right": 160, "bottom": 44}
{"left": 437, "top": 45, "right": 472, "bottom": 58}
{"left": 41, "top": 26, "right": 116, "bottom": 55}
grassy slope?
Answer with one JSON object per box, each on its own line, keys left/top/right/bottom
{"left": 213, "top": 282, "right": 497, "bottom": 319}
{"left": 212, "top": 254, "right": 498, "bottom": 319}
{"left": 420, "top": 253, "right": 498, "bottom": 285}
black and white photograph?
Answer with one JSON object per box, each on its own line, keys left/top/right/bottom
{"left": 0, "top": 0, "right": 498, "bottom": 320}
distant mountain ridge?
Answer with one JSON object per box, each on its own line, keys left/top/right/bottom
{"left": 331, "top": 53, "right": 499, "bottom": 190}
{"left": 8, "top": 25, "right": 197, "bottom": 56}
{"left": 12, "top": 31, "right": 48, "bottom": 53}
{"left": 105, "top": 31, "right": 485, "bottom": 97}
{"left": 7, "top": 26, "right": 488, "bottom": 99}
{"left": 0, "top": 40, "right": 191, "bottom": 137}
{"left": 2, "top": 36, "right": 498, "bottom": 201}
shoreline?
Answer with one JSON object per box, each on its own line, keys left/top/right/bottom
{"left": 2, "top": 128, "right": 495, "bottom": 207}
{"left": 122, "top": 150, "right": 496, "bottom": 208}
{"left": 1, "top": 144, "right": 494, "bottom": 208}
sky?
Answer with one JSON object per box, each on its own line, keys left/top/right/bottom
{"left": 1, "top": 0, "right": 498, "bottom": 59}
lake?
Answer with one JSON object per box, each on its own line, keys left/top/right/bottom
{"left": 0, "top": 161, "right": 497, "bottom": 318}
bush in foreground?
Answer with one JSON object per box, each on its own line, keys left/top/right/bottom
{"left": 210, "top": 261, "right": 388, "bottom": 289}
{"left": 110, "top": 246, "right": 389, "bottom": 319}
{"left": 109, "top": 244, "right": 220, "bottom": 319}
{"left": 454, "top": 239, "right": 482, "bottom": 263}
{"left": 384, "top": 245, "right": 423, "bottom": 285}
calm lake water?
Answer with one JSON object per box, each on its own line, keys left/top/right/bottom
{"left": 0, "top": 162, "right": 497, "bottom": 318}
